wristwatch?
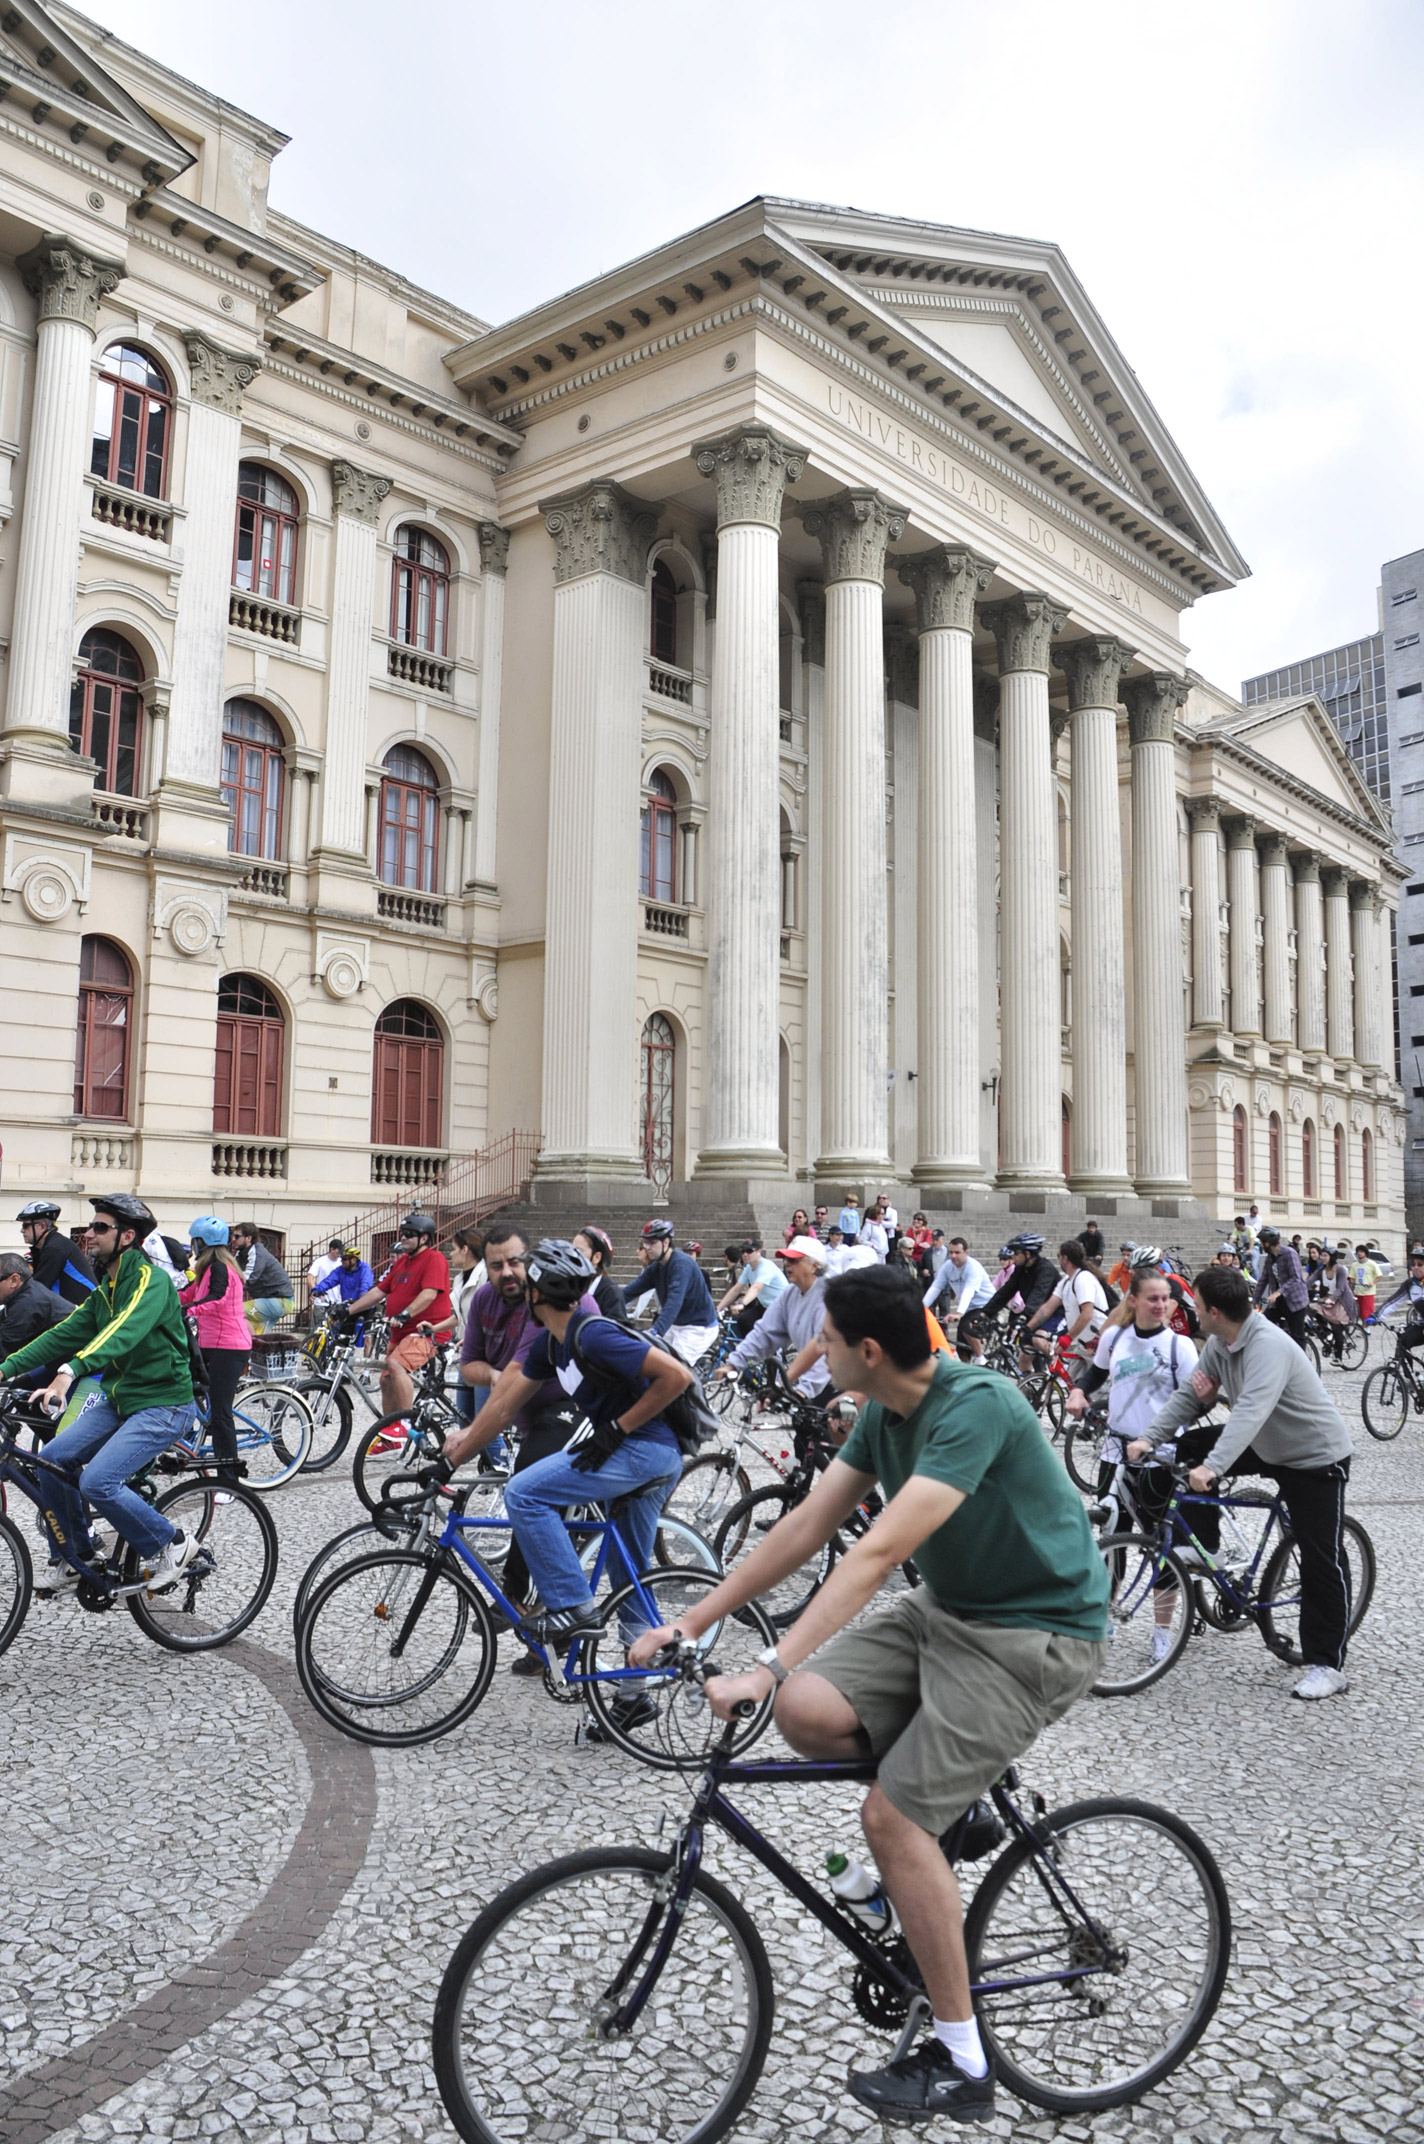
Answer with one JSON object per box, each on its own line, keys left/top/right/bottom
{"left": 756, "top": 1645, "right": 789, "bottom": 1686}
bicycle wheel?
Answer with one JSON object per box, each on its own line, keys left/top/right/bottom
{"left": 1361, "top": 1363, "right": 1410, "bottom": 1440}
{"left": 124, "top": 1479, "right": 278, "bottom": 1651}
{"left": 291, "top": 1516, "right": 431, "bottom": 1635}
{"left": 964, "top": 1797, "right": 1231, "bottom": 2111}
{"left": 1258, "top": 1516, "right": 1376, "bottom": 1665}
{"left": 1304, "top": 1335, "right": 1322, "bottom": 1376}
{"left": 290, "top": 1376, "right": 353, "bottom": 1470}
{"left": 661, "top": 1451, "right": 751, "bottom": 1555}
{"left": 579, "top": 1569, "right": 777, "bottom": 1770}
{"left": 295, "top": 1549, "right": 496, "bottom": 1746}
{"left": 1041, "top": 1376, "right": 1067, "bottom": 1438}
{"left": 1092, "top": 1534, "right": 1192, "bottom": 1695}
{"left": 1062, "top": 1413, "right": 1109, "bottom": 1496}
{"left": 1336, "top": 1322, "right": 1369, "bottom": 1372}
{"left": 713, "top": 1484, "right": 834, "bottom": 1629}
{"left": 433, "top": 1847, "right": 773, "bottom": 2144}
{"left": 0, "top": 1511, "right": 33, "bottom": 1656}
{"left": 1190, "top": 1494, "right": 1279, "bottom": 1633}
{"left": 351, "top": 1408, "right": 441, "bottom": 1511}
{"left": 230, "top": 1384, "right": 312, "bottom": 1489}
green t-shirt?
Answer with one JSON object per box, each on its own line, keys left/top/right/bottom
{"left": 838, "top": 1355, "right": 1110, "bottom": 1641}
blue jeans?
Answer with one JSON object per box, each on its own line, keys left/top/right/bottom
{"left": 503, "top": 1434, "right": 679, "bottom": 1637}
{"left": 41, "top": 1396, "right": 195, "bottom": 1561}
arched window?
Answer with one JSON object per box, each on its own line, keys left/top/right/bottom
{"left": 781, "top": 811, "right": 797, "bottom": 932}
{"left": 214, "top": 975, "right": 284, "bottom": 1138}
{"left": 391, "top": 527, "right": 449, "bottom": 655}
{"left": 74, "top": 936, "right": 133, "bottom": 1120}
{"left": 1302, "top": 1116, "right": 1316, "bottom": 1199}
{"left": 91, "top": 343, "right": 170, "bottom": 498}
{"left": 1233, "top": 1104, "right": 1248, "bottom": 1195}
{"left": 233, "top": 463, "right": 299, "bottom": 606}
{"left": 640, "top": 1012, "right": 675, "bottom": 1194}
{"left": 650, "top": 559, "right": 679, "bottom": 666}
{"left": 1061, "top": 1096, "right": 1072, "bottom": 1182}
{"left": 69, "top": 628, "right": 143, "bottom": 795}
{"left": 221, "top": 701, "right": 285, "bottom": 859}
{"left": 372, "top": 999, "right": 443, "bottom": 1148}
{"left": 1361, "top": 1127, "right": 1374, "bottom": 1204}
{"left": 378, "top": 745, "right": 440, "bottom": 891}
{"left": 1268, "top": 1110, "right": 1283, "bottom": 1197}
{"left": 640, "top": 769, "right": 678, "bottom": 903}
{"left": 1334, "top": 1120, "right": 1347, "bottom": 1202}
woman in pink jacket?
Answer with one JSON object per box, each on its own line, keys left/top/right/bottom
{"left": 180, "top": 1216, "right": 253, "bottom": 1475}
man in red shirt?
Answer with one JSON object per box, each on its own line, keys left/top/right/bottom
{"left": 345, "top": 1212, "right": 452, "bottom": 1413}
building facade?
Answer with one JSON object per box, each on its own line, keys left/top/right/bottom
{"left": 0, "top": 1, "right": 1407, "bottom": 1260}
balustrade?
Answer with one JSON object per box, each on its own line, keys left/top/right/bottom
{"left": 370, "top": 1148, "right": 450, "bottom": 1188}
{"left": 72, "top": 1131, "right": 133, "bottom": 1169}
{"left": 90, "top": 479, "right": 171, "bottom": 542}
{"left": 229, "top": 590, "right": 300, "bottom": 645}
{"left": 211, "top": 1141, "right": 288, "bottom": 1180}
{"left": 376, "top": 888, "right": 446, "bottom": 928}
{"left": 387, "top": 644, "right": 453, "bottom": 693}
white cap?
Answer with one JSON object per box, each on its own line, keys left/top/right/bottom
{"left": 777, "top": 1234, "right": 828, "bottom": 1266}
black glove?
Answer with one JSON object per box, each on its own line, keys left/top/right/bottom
{"left": 570, "top": 1418, "right": 625, "bottom": 1473}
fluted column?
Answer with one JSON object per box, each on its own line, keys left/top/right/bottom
{"left": 899, "top": 544, "right": 996, "bottom": 1184}
{"left": 1122, "top": 671, "right": 1191, "bottom": 1193}
{"left": 1292, "top": 851, "right": 1326, "bottom": 1053}
{"left": 1057, "top": 635, "right": 1136, "bottom": 1191}
{"left": 1322, "top": 865, "right": 1354, "bottom": 1060}
{"left": 1226, "top": 817, "right": 1261, "bottom": 1036}
{"left": 1187, "top": 798, "right": 1225, "bottom": 1031}
{"left": 536, "top": 480, "right": 660, "bottom": 1179}
{"left": 802, "top": 488, "right": 906, "bottom": 1175}
{"left": 981, "top": 592, "right": 1067, "bottom": 1187}
{"left": 799, "top": 580, "right": 826, "bottom": 1172}
{"left": 1259, "top": 833, "right": 1294, "bottom": 1045}
{"left": 3, "top": 234, "right": 123, "bottom": 779}
{"left": 1352, "top": 881, "right": 1382, "bottom": 1068}
{"left": 694, "top": 425, "right": 806, "bottom": 1176}
{"left": 473, "top": 522, "right": 509, "bottom": 888}
{"left": 316, "top": 462, "right": 391, "bottom": 859}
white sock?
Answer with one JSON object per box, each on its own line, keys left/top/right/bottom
{"left": 932, "top": 2015, "right": 988, "bottom": 2078}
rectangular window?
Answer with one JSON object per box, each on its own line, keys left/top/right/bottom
{"left": 1409, "top": 935, "right": 1424, "bottom": 946}
{"left": 1401, "top": 733, "right": 1424, "bottom": 747}
{"left": 1404, "top": 781, "right": 1424, "bottom": 796}
{"left": 1397, "top": 634, "right": 1421, "bottom": 650}
{"left": 1408, "top": 885, "right": 1424, "bottom": 896}
{"left": 1399, "top": 682, "right": 1422, "bottom": 699}
{"left": 1406, "top": 833, "right": 1424, "bottom": 846}
{"left": 1411, "top": 985, "right": 1424, "bottom": 996}
{"left": 1393, "top": 588, "right": 1417, "bottom": 605}
{"left": 1412, "top": 1035, "right": 1424, "bottom": 1046}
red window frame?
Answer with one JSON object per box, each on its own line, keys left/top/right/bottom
{"left": 1268, "top": 1111, "right": 1283, "bottom": 1197}
{"left": 1361, "top": 1128, "right": 1374, "bottom": 1204}
{"left": 91, "top": 343, "right": 170, "bottom": 499}
{"left": 371, "top": 999, "right": 443, "bottom": 1148}
{"left": 378, "top": 747, "right": 440, "bottom": 891}
{"left": 221, "top": 700, "right": 285, "bottom": 860}
{"left": 650, "top": 558, "right": 679, "bottom": 664}
{"left": 640, "top": 770, "right": 678, "bottom": 902}
{"left": 233, "top": 463, "right": 299, "bottom": 606}
{"left": 214, "top": 974, "right": 285, "bottom": 1138}
{"left": 391, "top": 527, "right": 449, "bottom": 655}
{"left": 1333, "top": 1120, "right": 1346, "bottom": 1201}
{"left": 1302, "top": 1117, "right": 1316, "bottom": 1200}
{"left": 1233, "top": 1105, "right": 1248, "bottom": 1195}
{"left": 70, "top": 628, "right": 144, "bottom": 795}
{"left": 74, "top": 935, "right": 133, "bottom": 1121}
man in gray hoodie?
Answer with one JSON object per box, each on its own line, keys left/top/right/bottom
{"left": 1144, "top": 1262, "right": 1354, "bottom": 1702}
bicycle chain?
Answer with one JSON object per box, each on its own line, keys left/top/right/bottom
{"left": 850, "top": 1934, "right": 921, "bottom": 2029}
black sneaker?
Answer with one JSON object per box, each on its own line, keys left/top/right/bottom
{"left": 847, "top": 2036, "right": 994, "bottom": 2123}
{"left": 518, "top": 1602, "right": 603, "bottom": 1648}
{"left": 509, "top": 1649, "right": 545, "bottom": 1677}
{"left": 583, "top": 1692, "right": 661, "bottom": 1743}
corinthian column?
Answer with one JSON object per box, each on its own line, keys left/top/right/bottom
{"left": 799, "top": 580, "right": 826, "bottom": 1170}
{"left": 898, "top": 545, "right": 996, "bottom": 1184}
{"left": 1292, "top": 851, "right": 1326, "bottom": 1053}
{"left": 316, "top": 461, "right": 391, "bottom": 861}
{"left": 1122, "top": 671, "right": 1191, "bottom": 1193}
{"left": 3, "top": 234, "right": 123, "bottom": 790}
{"left": 981, "top": 592, "right": 1067, "bottom": 1187}
{"left": 1225, "top": 817, "right": 1261, "bottom": 1036}
{"left": 1352, "top": 881, "right": 1382, "bottom": 1068}
{"left": 473, "top": 521, "right": 509, "bottom": 888}
{"left": 1322, "top": 865, "right": 1354, "bottom": 1060}
{"left": 1187, "top": 799, "right": 1225, "bottom": 1031}
{"left": 694, "top": 425, "right": 806, "bottom": 1177}
{"left": 1259, "top": 833, "right": 1294, "bottom": 1045}
{"left": 1058, "top": 635, "right": 1135, "bottom": 1192}
{"left": 800, "top": 489, "right": 906, "bottom": 1175}
{"left": 537, "top": 479, "right": 660, "bottom": 1180}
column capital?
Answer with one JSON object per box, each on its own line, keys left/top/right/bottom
{"left": 799, "top": 487, "right": 907, "bottom": 586}
{"left": 1349, "top": 877, "right": 1380, "bottom": 911}
{"left": 1057, "top": 633, "right": 1136, "bottom": 712}
{"left": 897, "top": 543, "right": 996, "bottom": 634}
{"left": 1185, "top": 796, "right": 1223, "bottom": 831}
{"left": 1223, "top": 812, "right": 1257, "bottom": 850}
{"left": 796, "top": 579, "right": 825, "bottom": 666}
{"left": 972, "top": 671, "right": 999, "bottom": 740}
{"left": 182, "top": 329, "right": 261, "bottom": 415}
{"left": 1122, "top": 669, "right": 1189, "bottom": 745}
{"left": 884, "top": 622, "right": 919, "bottom": 708}
{"left": 980, "top": 591, "right": 1066, "bottom": 676}
{"left": 693, "top": 423, "right": 807, "bottom": 529}
{"left": 17, "top": 230, "right": 123, "bottom": 329}
{"left": 1288, "top": 847, "right": 1321, "bottom": 881}
{"left": 1320, "top": 862, "right": 1349, "bottom": 897}
{"left": 477, "top": 521, "right": 511, "bottom": 577}
{"left": 540, "top": 478, "right": 661, "bottom": 585}
{"left": 331, "top": 459, "right": 392, "bottom": 525}
{"left": 1258, "top": 830, "right": 1291, "bottom": 868}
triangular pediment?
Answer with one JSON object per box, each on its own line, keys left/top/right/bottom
{"left": 1, "top": 1, "right": 190, "bottom": 179}
{"left": 1218, "top": 696, "right": 1391, "bottom": 834}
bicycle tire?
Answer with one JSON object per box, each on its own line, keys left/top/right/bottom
{"left": 0, "top": 1510, "right": 33, "bottom": 1656}
{"left": 227, "top": 1383, "right": 312, "bottom": 1489}
{"left": 292, "top": 1517, "right": 418, "bottom": 1635}
{"left": 660, "top": 1451, "right": 752, "bottom": 1558}
{"left": 579, "top": 1570, "right": 777, "bottom": 1770}
{"left": 1304, "top": 1335, "right": 1322, "bottom": 1377}
{"left": 963, "top": 1796, "right": 1231, "bottom": 2111}
{"left": 1336, "top": 1322, "right": 1369, "bottom": 1372}
{"left": 124, "top": 1478, "right": 278, "bottom": 1651}
{"left": 712, "top": 1484, "right": 835, "bottom": 1629}
{"left": 1258, "top": 1516, "right": 1376, "bottom": 1665}
{"left": 1092, "top": 1534, "right": 1193, "bottom": 1695}
{"left": 1361, "top": 1363, "right": 1410, "bottom": 1441}
{"left": 1062, "top": 1414, "right": 1108, "bottom": 1495}
{"left": 295, "top": 1548, "right": 496, "bottom": 1746}
{"left": 1188, "top": 1494, "right": 1279, "bottom": 1633}
{"left": 1041, "top": 1376, "right": 1068, "bottom": 1437}
{"left": 433, "top": 1847, "right": 774, "bottom": 2144}
{"left": 351, "top": 1407, "right": 448, "bottom": 1511}
{"left": 290, "top": 1376, "right": 353, "bottom": 1470}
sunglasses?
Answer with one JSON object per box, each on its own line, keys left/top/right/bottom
{"left": 89, "top": 1221, "right": 118, "bottom": 1237}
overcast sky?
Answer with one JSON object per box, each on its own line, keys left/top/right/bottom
{"left": 88, "top": 0, "right": 1424, "bottom": 692}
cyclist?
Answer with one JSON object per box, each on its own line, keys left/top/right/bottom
{"left": 718, "top": 1234, "right": 831, "bottom": 1397}
{"left": 177, "top": 1217, "right": 252, "bottom": 1476}
{"left": 716, "top": 1238, "right": 787, "bottom": 1337}
{"left": 229, "top": 1224, "right": 297, "bottom": 1334}
{"left": 1376, "top": 1248, "right": 1424, "bottom": 1358}
{"left": 960, "top": 1231, "right": 1061, "bottom": 1367}
{"left": 622, "top": 1219, "right": 718, "bottom": 1366}
{"left": 343, "top": 1213, "right": 451, "bottom": 1416}
{"left": 1023, "top": 1238, "right": 1108, "bottom": 1366}
{"left": 1100, "top": 1245, "right": 1199, "bottom": 1341}
{"left": 1312, "top": 1244, "right": 1358, "bottom": 1362}
{"left": 311, "top": 1244, "right": 375, "bottom": 1307}
{"left": 16, "top": 1201, "right": 96, "bottom": 1305}
{"left": 1254, "top": 1225, "right": 1309, "bottom": 1350}
{"left": 0, "top": 1251, "right": 71, "bottom": 1355}
{"left": 573, "top": 1226, "right": 626, "bottom": 1324}
{"left": 0, "top": 1193, "right": 200, "bottom": 1594}
{"left": 632, "top": 1264, "right": 1108, "bottom": 2123}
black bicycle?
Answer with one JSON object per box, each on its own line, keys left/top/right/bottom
{"left": 1360, "top": 1338, "right": 1424, "bottom": 1441}
{"left": 433, "top": 1648, "right": 1232, "bottom": 2141}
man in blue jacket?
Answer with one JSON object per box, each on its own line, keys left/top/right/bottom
{"left": 623, "top": 1218, "right": 718, "bottom": 1367}
{"left": 312, "top": 1246, "right": 375, "bottom": 1304}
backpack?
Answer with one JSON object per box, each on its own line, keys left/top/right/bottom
{"left": 564, "top": 1311, "right": 717, "bottom": 1458}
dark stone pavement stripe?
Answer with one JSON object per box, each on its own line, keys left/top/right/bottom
{"left": 0, "top": 1635, "right": 377, "bottom": 2144}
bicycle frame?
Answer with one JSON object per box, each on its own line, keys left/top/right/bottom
{"left": 0, "top": 1431, "right": 159, "bottom": 1597}
{"left": 1105, "top": 1464, "right": 1299, "bottom": 1623}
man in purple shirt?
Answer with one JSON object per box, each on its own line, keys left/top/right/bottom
{"left": 1253, "top": 1226, "right": 1310, "bottom": 1351}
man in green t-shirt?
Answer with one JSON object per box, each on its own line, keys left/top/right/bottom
{"left": 632, "top": 1264, "right": 1108, "bottom": 2125}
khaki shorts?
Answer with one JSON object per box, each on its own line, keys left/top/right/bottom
{"left": 387, "top": 1332, "right": 436, "bottom": 1373}
{"left": 814, "top": 1590, "right": 1105, "bottom": 1835}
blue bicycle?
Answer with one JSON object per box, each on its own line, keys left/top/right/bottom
{"left": 293, "top": 1470, "right": 771, "bottom": 1767}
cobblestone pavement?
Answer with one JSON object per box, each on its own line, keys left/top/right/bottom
{"left": 2, "top": 1358, "right": 1422, "bottom": 2143}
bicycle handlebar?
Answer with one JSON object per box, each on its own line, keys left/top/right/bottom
{"left": 653, "top": 1637, "right": 758, "bottom": 1719}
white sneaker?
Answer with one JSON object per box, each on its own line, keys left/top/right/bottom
{"left": 1291, "top": 1664, "right": 1348, "bottom": 1701}
{"left": 35, "top": 1561, "right": 81, "bottom": 1596}
{"left": 1173, "top": 1544, "right": 1209, "bottom": 1570}
{"left": 1151, "top": 1627, "right": 1174, "bottom": 1663}
{"left": 144, "top": 1530, "right": 199, "bottom": 1592}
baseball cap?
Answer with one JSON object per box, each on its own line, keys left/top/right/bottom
{"left": 776, "top": 1235, "right": 828, "bottom": 1266}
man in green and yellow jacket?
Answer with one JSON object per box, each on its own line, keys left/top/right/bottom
{"left": 2, "top": 1193, "right": 199, "bottom": 1594}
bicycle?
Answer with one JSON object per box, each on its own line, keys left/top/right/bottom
{"left": 1360, "top": 1333, "right": 1424, "bottom": 1440}
{"left": 294, "top": 1468, "right": 755, "bottom": 1765}
{"left": 665, "top": 1363, "right": 820, "bottom": 1546}
{"left": 192, "top": 1378, "right": 313, "bottom": 1488}
{"left": 432, "top": 1644, "right": 1232, "bottom": 2141}
{"left": 1303, "top": 1302, "right": 1368, "bottom": 1372}
{"left": 348, "top": 1344, "right": 469, "bottom": 1510}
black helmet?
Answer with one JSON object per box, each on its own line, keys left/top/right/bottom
{"left": 17, "top": 1200, "right": 61, "bottom": 1222}
{"left": 1006, "top": 1232, "right": 1044, "bottom": 1255}
{"left": 525, "top": 1237, "right": 595, "bottom": 1309}
{"left": 399, "top": 1212, "right": 437, "bottom": 1241}
{"left": 641, "top": 1217, "right": 675, "bottom": 1242}
{"left": 90, "top": 1192, "right": 156, "bottom": 1238}
{"left": 1259, "top": 1226, "right": 1281, "bottom": 1247}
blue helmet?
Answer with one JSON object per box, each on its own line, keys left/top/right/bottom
{"left": 189, "top": 1215, "right": 230, "bottom": 1247}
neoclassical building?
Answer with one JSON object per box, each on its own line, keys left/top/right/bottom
{"left": 0, "top": 2, "right": 1406, "bottom": 1259}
